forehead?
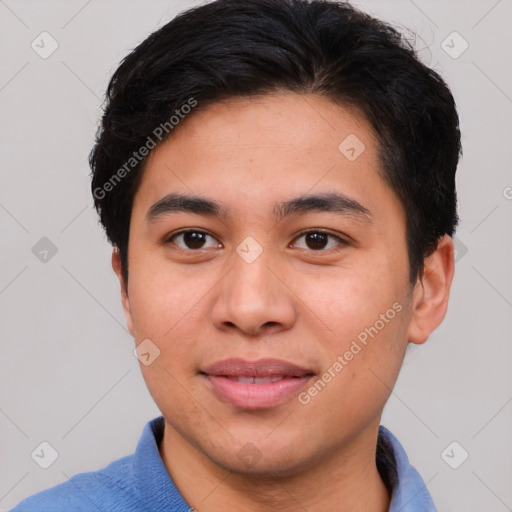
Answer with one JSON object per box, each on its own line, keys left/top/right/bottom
{"left": 133, "top": 92, "right": 403, "bottom": 227}
{"left": 166, "top": 93, "right": 374, "bottom": 157}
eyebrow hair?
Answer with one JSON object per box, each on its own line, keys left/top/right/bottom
{"left": 272, "top": 192, "right": 372, "bottom": 223}
{"left": 145, "top": 192, "right": 372, "bottom": 224}
{"left": 146, "top": 193, "right": 229, "bottom": 222}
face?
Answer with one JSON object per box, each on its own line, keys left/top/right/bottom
{"left": 115, "top": 93, "right": 444, "bottom": 476}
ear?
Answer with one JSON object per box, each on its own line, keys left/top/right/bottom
{"left": 111, "top": 248, "right": 134, "bottom": 337}
{"left": 407, "top": 235, "right": 455, "bottom": 345}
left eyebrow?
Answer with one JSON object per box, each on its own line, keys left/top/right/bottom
{"left": 272, "top": 192, "right": 372, "bottom": 224}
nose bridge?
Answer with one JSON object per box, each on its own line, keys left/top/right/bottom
{"left": 231, "top": 244, "right": 272, "bottom": 301}
{"left": 211, "top": 238, "right": 296, "bottom": 336}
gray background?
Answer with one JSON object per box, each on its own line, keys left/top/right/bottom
{"left": 1, "top": 0, "right": 511, "bottom": 510}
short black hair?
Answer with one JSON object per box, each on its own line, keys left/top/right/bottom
{"left": 90, "top": 0, "right": 461, "bottom": 285}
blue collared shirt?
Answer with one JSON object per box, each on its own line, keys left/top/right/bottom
{"left": 10, "top": 416, "right": 437, "bottom": 511}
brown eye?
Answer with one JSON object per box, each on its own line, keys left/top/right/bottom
{"left": 292, "top": 231, "right": 346, "bottom": 251}
{"left": 304, "top": 232, "right": 328, "bottom": 250}
{"left": 168, "top": 230, "right": 221, "bottom": 250}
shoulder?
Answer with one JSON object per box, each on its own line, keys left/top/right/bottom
{"left": 9, "top": 455, "right": 138, "bottom": 512}
{"left": 10, "top": 417, "right": 170, "bottom": 512}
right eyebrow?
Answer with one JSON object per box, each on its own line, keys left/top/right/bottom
{"left": 145, "top": 193, "right": 230, "bottom": 223}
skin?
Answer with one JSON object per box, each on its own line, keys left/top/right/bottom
{"left": 112, "top": 92, "right": 455, "bottom": 512}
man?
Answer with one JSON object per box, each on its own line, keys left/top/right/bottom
{"left": 11, "top": 0, "right": 460, "bottom": 510}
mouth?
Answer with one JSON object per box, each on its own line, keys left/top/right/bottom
{"left": 219, "top": 376, "right": 295, "bottom": 384}
{"left": 200, "top": 358, "right": 315, "bottom": 409}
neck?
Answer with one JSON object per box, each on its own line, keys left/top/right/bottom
{"left": 159, "top": 420, "right": 391, "bottom": 512}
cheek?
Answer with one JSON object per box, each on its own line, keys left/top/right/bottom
{"left": 127, "top": 255, "right": 207, "bottom": 341}
{"left": 297, "top": 262, "right": 409, "bottom": 406}
{"left": 300, "top": 261, "right": 403, "bottom": 340}
{"left": 299, "top": 309, "right": 409, "bottom": 434}
{"left": 128, "top": 265, "right": 206, "bottom": 413}
{"left": 126, "top": 255, "right": 226, "bottom": 393}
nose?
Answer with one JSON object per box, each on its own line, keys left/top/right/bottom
{"left": 210, "top": 244, "right": 297, "bottom": 338}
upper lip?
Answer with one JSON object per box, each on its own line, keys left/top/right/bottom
{"left": 201, "top": 358, "right": 315, "bottom": 378}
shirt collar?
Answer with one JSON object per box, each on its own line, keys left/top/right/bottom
{"left": 133, "top": 417, "right": 437, "bottom": 511}
{"left": 378, "top": 426, "right": 438, "bottom": 511}
{"left": 133, "top": 416, "right": 191, "bottom": 511}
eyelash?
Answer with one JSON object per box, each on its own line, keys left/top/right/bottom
{"left": 165, "top": 229, "right": 348, "bottom": 253}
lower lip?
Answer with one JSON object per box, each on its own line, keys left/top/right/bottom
{"left": 203, "top": 375, "right": 313, "bottom": 409}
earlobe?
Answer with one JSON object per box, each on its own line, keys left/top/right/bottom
{"left": 407, "top": 235, "right": 455, "bottom": 345}
{"left": 111, "top": 248, "right": 135, "bottom": 337}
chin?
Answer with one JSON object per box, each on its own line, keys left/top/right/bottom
{"left": 215, "top": 452, "right": 311, "bottom": 480}
{"left": 203, "top": 435, "right": 317, "bottom": 479}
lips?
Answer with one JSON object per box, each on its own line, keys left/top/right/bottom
{"left": 201, "top": 358, "right": 314, "bottom": 379}
{"left": 200, "top": 358, "right": 315, "bottom": 409}
{"left": 224, "top": 376, "right": 286, "bottom": 384}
